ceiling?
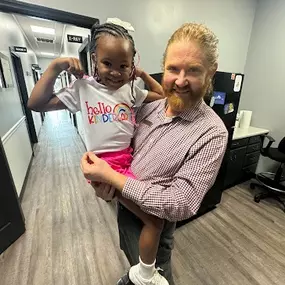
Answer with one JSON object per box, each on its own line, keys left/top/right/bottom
{"left": 13, "top": 14, "right": 65, "bottom": 58}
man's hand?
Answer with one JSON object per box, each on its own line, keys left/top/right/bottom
{"left": 90, "top": 182, "right": 116, "bottom": 201}
{"left": 80, "top": 152, "right": 113, "bottom": 183}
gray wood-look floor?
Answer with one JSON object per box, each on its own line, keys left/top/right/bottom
{"left": 1, "top": 111, "right": 285, "bottom": 285}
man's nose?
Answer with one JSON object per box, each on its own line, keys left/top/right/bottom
{"left": 175, "top": 71, "right": 188, "bottom": 87}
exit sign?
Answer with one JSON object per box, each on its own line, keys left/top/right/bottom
{"left": 67, "top": 34, "right": 83, "bottom": 43}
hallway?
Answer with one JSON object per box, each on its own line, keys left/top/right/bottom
{"left": 0, "top": 111, "right": 129, "bottom": 285}
{"left": 1, "top": 111, "right": 285, "bottom": 285}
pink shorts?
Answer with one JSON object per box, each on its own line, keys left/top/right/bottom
{"left": 98, "top": 147, "right": 135, "bottom": 179}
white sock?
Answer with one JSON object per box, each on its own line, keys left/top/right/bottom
{"left": 139, "top": 256, "right": 156, "bottom": 280}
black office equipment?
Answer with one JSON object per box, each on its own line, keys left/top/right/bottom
{"left": 250, "top": 135, "right": 285, "bottom": 212}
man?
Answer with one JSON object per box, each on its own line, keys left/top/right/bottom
{"left": 81, "top": 23, "right": 228, "bottom": 285}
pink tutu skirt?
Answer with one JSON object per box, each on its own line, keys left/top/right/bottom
{"left": 98, "top": 147, "right": 135, "bottom": 179}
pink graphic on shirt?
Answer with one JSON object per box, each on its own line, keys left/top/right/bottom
{"left": 85, "top": 101, "right": 135, "bottom": 124}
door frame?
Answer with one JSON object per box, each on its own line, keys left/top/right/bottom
{"left": 79, "top": 36, "right": 92, "bottom": 76}
{"left": 0, "top": 0, "right": 99, "bottom": 28}
{"left": 31, "top": 65, "right": 45, "bottom": 122}
{"left": 10, "top": 49, "right": 38, "bottom": 147}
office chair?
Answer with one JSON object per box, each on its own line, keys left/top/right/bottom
{"left": 250, "top": 135, "right": 285, "bottom": 212}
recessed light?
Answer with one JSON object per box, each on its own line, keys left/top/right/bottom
{"left": 41, "top": 52, "right": 55, "bottom": 56}
{"left": 29, "top": 16, "right": 51, "bottom": 22}
{"left": 31, "top": 25, "right": 55, "bottom": 35}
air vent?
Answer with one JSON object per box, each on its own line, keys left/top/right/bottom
{"left": 36, "top": 37, "right": 54, "bottom": 44}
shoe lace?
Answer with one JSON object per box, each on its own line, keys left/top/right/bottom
{"left": 156, "top": 267, "right": 164, "bottom": 273}
{"left": 150, "top": 268, "right": 166, "bottom": 284}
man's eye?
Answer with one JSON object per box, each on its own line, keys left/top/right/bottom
{"left": 167, "top": 66, "right": 178, "bottom": 72}
{"left": 189, "top": 67, "right": 200, "bottom": 73}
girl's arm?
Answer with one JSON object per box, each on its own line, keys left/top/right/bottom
{"left": 136, "top": 69, "right": 164, "bottom": 102}
{"left": 28, "top": 57, "right": 84, "bottom": 112}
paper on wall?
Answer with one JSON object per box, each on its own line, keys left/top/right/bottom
{"left": 234, "top": 74, "right": 242, "bottom": 92}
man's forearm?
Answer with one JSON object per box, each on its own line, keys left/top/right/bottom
{"left": 105, "top": 168, "right": 195, "bottom": 222}
{"left": 106, "top": 168, "right": 128, "bottom": 191}
{"left": 122, "top": 178, "right": 202, "bottom": 222}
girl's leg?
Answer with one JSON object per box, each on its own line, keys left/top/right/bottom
{"left": 116, "top": 193, "right": 169, "bottom": 284}
{"left": 117, "top": 193, "right": 164, "bottom": 264}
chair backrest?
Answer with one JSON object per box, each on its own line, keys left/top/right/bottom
{"left": 278, "top": 137, "right": 285, "bottom": 154}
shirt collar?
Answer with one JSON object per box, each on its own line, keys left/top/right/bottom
{"left": 158, "top": 98, "right": 206, "bottom": 122}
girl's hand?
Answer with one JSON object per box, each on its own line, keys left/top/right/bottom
{"left": 52, "top": 57, "right": 84, "bottom": 79}
{"left": 135, "top": 67, "right": 144, "bottom": 78}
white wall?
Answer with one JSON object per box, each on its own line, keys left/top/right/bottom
{"left": 0, "top": 12, "right": 42, "bottom": 137}
{"left": 37, "top": 56, "right": 53, "bottom": 72}
{"left": 239, "top": 0, "right": 285, "bottom": 172}
{"left": 0, "top": 12, "right": 26, "bottom": 137}
{"left": 0, "top": 12, "right": 35, "bottom": 196}
{"left": 20, "top": 0, "right": 257, "bottom": 74}
{"left": 61, "top": 25, "right": 90, "bottom": 58}
{"left": 2, "top": 117, "right": 32, "bottom": 196}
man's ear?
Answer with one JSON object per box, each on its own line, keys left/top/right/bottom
{"left": 209, "top": 63, "right": 218, "bottom": 78}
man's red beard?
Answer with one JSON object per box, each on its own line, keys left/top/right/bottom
{"left": 163, "top": 81, "right": 209, "bottom": 112}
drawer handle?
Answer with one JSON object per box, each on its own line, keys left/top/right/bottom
{"left": 231, "top": 154, "right": 237, "bottom": 161}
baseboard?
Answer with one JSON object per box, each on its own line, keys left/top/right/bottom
{"left": 19, "top": 154, "right": 33, "bottom": 202}
{"left": 77, "top": 130, "right": 87, "bottom": 150}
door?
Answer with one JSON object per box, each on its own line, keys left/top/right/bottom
{"left": 79, "top": 35, "right": 92, "bottom": 75}
{"left": 10, "top": 50, "right": 38, "bottom": 147}
{"left": 31, "top": 66, "right": 45, "bottom": 122}
{"left": 0, "top": 139, "right": 25, "bottom": 254}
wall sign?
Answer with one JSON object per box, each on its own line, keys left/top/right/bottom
{"left": 31, "top": 64, "right": 41, "bottom": 70}
{"left": 14, "top": 46, "right": 27, "bottom": 53}
{"left": 67, "top": 34, "right": 83, "bottom": 43}
{"left": 0, "top": 52, "right": 13, "bottom": 88}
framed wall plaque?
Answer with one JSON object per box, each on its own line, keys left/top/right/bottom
{"left": 0, "top": 52, "right": 13, "bottom": 88}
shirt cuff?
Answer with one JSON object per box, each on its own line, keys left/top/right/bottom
{"left": 122, "top": 177, "right": 145, "bottom": 204}
{"left": 56, "top": 92, "right": 78, "bottom": 114}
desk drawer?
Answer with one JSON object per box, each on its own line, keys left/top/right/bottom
{"left": 243, "top": 163, "right": 258, "bottom": 175}
{"left": 247, "top": 143, "right": 261, "bottom": 154}
{"left": 244, "top": 151, "right": 260, "bottom": 167}
{"left": 249, "top": 136, "right": 261, "bottom": 145}
{"left": 231, "top": 138, "right": 249, "bottom": 149}
{"left": 224, "top": 147, "right": 247, "bottom": 188}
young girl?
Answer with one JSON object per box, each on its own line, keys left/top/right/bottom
{"left": 28, "top": 23, "right": 168, "bottom": 285}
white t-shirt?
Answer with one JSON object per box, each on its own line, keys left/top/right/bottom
{"left": 56, "top": 76, "right": 148, "bottom": 154}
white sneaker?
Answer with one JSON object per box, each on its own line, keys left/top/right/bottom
{"left": 129, "top": 264, "right": 169, "bottom": 285}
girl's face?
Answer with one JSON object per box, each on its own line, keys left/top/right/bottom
{"left": 93, "top": 35, "right": 134, "bottom": 90}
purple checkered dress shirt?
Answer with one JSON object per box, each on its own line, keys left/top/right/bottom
{"left": 122, "top": 98, "right": 228, "bottom": 222}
